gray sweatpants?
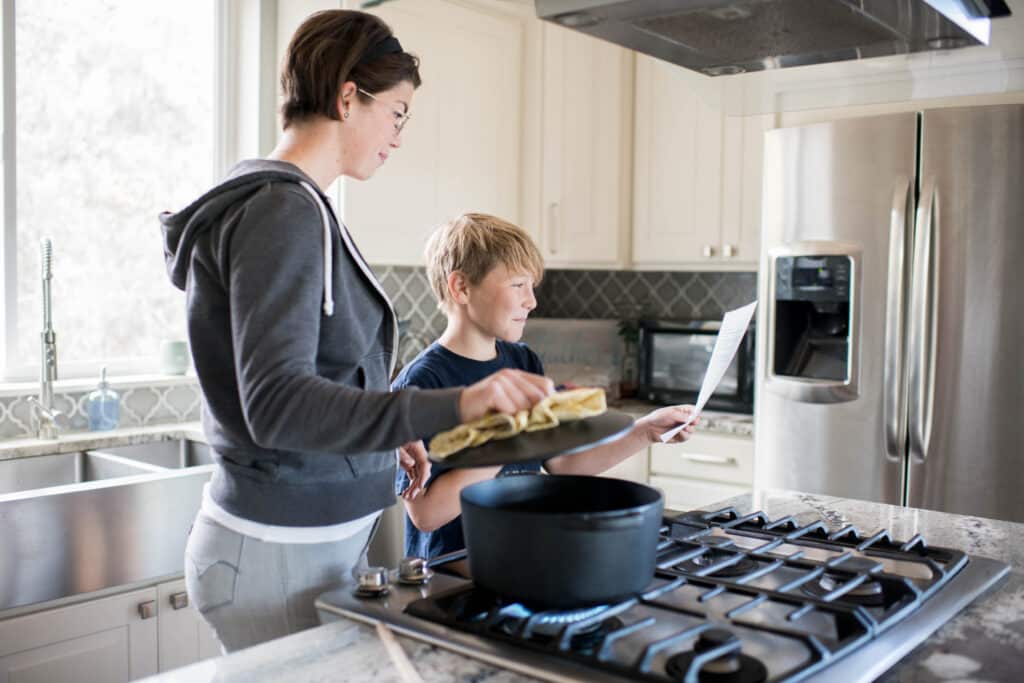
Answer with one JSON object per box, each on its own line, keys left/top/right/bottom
{"left": 184, "top": 510, "right": 377, "bottom": 653}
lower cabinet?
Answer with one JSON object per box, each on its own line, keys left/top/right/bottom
{"left": 648, "top": 432, "right": 754, "bottom": 511}
{"left": 157, "top": 579, "right": 222, "bottom": 672}
{"left": 0, "top": 580, "right": 220, "bottom": 683}
{"left": 598, "top": 448, "right": 649, "bottom": 485}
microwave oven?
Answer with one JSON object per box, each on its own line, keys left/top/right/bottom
{"left": 637, "top": 319, "right": 755, "bottom": 414}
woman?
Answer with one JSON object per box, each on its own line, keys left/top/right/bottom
{"left": 160, "top": 10, "right": 551, "bottom": 652}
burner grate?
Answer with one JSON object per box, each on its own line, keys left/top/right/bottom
{"left": 657, "top": 507, "right": 968, "bottom": 630}
{"left": 405, "top": 508, "right": 977, "bottom": 682}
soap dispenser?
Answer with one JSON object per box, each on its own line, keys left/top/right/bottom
{"left": 87, "top": 367, "right": 120, "bottom": 431}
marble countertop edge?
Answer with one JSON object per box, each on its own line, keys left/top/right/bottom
{"left": 0, "top": 421, "right": 204, "bottom": 461}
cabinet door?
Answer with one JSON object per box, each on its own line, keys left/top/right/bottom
{"left": 720, "top": 114, "right": 773, "bottom": 267}
{"left": 633, "top": 54, "right": 722, "bottom": 267}
{"left": 0, "top": 587, "right": 158, "bottom": 683}
{"left": 598, "top": 447, "right": 649, "bottom": 485}
{"left": 649, "top": 475, "right": 749, "bottom": 513}
{"left": 649, "top": 433, "right": 754, "bottom": 486}
{"left": 343, "top": 0, "right": 524, "bottom": 265}
{"left": 157, "top": 579, "right": 222, "bottom": 672}
{"left": 540, "top": 24, "right": 633, "bottom": 267}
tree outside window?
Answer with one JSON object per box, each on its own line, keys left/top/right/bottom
{"left": 9, "top": 0, "right": 214, "bottom": 379}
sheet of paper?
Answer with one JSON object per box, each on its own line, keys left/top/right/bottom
{"left": 660, "top": 301, "right": 758, "bottom": 442}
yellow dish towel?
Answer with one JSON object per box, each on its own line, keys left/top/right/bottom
{"left": 428, "top": 388, "right": 607, "bottom": 459}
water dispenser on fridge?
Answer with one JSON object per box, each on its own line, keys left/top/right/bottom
{"left": 765, "top": 243, "right": 861, "bottom": 404}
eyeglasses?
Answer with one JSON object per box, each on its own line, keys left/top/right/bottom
{"left": 357, "top": 88, "right": 411, "bottom": 133}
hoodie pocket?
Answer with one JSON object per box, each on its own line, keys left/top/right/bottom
{"left": 359, "top": 352, "right": 391, "bottom": 392}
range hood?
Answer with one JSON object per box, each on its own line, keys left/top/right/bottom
{"left": 535, "top": 0, "right": 1011, "bottom": 76}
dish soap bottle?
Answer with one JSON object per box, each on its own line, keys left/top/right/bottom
{"left": 87, "top": 367, "right": 120, "bottom": 431}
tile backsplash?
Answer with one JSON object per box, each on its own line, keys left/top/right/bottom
{"left": 377, "top": 266, "right": 757, "bottom": 323}
{"left": 0, "top": 267, "right": 756, "bottom": 440}
{"left": 533, "top": 270, "right": 757, "bottom": 320}
{"left": 376, "top": 266, "right": 757, "bottom": 366}
{"left": 0, "top": 379, "right": 201, "bottom": 441}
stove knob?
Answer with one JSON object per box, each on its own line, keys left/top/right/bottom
{"left": 356, "top": 566, "right": 389, "bottom": 591}
{"left": 399, "top": 557, "right": 429, "bottom": 583}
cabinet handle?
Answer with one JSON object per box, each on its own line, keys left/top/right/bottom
{"left": 681, "top": 453, "right": 737, "bottom": 466}
{"left": 723, "top": 244, "right": 736, "bottom": 258}
{"left": 702, "top": 244, "right": 715, "bottom": 258}
{"left": 138, "top": 600, "right": 156, "bottom": 620}
{"left": 170, "top": 592, "right": 189, "bottom": 610}
{"left": 548, "top": 202, "right": 560, "bottom": 256}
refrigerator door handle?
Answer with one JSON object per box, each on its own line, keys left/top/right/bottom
{"left": 908, "top": 180, "right": 939, "bottom": 464}
{"left": 883, "top": 178, "right": 914, "bottom": 463}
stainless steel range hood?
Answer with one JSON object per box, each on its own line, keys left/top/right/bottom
{"left": 535, "top": 0, "right": 1010, "bottom": 76}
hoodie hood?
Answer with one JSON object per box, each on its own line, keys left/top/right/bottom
{"left": 160, "top": 159, "right": 328, "bottom": 292}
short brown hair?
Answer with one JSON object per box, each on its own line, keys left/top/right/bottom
{"left": 280, "top": 10, "right": 422, "bottom": 129}
{"left": 425, "top": 213, "right": 544, "bottom": 310}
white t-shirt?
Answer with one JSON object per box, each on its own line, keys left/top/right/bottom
{"left": 200, "top": 482, "right": 380, "bottom": 544}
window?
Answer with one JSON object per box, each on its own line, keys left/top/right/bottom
{"left": 3, "top": 0, "right": 217, "bottom": 381}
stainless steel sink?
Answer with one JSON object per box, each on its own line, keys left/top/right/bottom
{"left": 89, "top": 439, "right": 214, "bottom": 469}
{"left": 0, "top": 434, "right": 214, "bottom": 612}
{"left": 0, "top": 451, "right": 159, "bottom": 495}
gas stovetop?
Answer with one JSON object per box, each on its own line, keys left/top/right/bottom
{"left": 316, "top": 507, "right": 1010, "bottom": 683}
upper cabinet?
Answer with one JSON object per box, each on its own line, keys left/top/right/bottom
{"left": 274, "top": 2, "right": 771, "bottom": 272}
{"left": 536, "top": 25, "right": 634, "bottom": 268}
{"left": 632, "top": 55, "right": 769, "bottom": 270}
{"left": 341, "top": 0, "right": 526, "bottom": 266}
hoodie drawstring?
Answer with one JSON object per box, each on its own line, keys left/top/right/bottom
{"left": 298, "top": 181, "right": 335, "bottom": 317}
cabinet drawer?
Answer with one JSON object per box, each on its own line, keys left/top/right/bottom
{"left": 599, "top": 451, "right": 649, "bottom": 485}
{"left": 649, "top": 475, "right": 749, "bottom": 513}
{"left": 650, "top": 433, "right": 753, "bottom": 485}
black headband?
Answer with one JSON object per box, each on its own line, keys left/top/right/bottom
{"left": 357, "top": 36, "right": 403, "bottom": 65}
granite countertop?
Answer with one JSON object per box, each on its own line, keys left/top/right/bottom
{"left": 0, "top": 421, "right": 204, "bottom": 461}
{"left": 141, "top": 489, "right": 1022, "bottom": 683}
{"left": 719, "top": 490, "right": 1024, "bottom": 683}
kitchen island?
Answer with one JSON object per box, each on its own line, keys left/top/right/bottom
{"left": 138, "top": 490, "right": 1023, "bottom": 682}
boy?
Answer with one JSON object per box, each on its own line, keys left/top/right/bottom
{"left": 393, "top": 213, "right": 697, "bottom": 560}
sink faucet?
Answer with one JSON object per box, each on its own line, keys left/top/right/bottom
{"left": 27, "top": 238, "right": 67, "bottom": 439}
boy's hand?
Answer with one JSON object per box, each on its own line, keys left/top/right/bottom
{"left": 459, "top": 369, "right": 554, "bottom": 423}
{"left": 635, "top": 405, "right": 699, "bottom": 444}
{"left": 398, "top": 440, "right": 431, "bottom": 500}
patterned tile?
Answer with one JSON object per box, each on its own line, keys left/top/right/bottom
{"left": 371, "top": 263, "right": 756, "bottom": 333}
{"left": 0, "top": 265, "right": 756, "bottom": 440}
{"left": 0, "top": 382, "right": 203, "bottom": 440}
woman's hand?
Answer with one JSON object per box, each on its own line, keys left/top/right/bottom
{"left": 458, "top": 369, "right": 554, "bottom": 423}
{"left": 398, "top": 440, "right": 431, "bottom": 500}
{"left": 634, "top": 405, "right": 699, "bottom": 444}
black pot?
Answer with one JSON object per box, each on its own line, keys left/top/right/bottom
{"left": 460, "top": 475, "right": 664, "bottom": 608}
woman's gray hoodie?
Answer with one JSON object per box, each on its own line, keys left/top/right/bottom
{"left": 160, "top": 159, "right": 461, "bottom": 526}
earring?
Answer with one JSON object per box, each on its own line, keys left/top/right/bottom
{"left": 343, "top": 111, "right": 349, "bottom": 120}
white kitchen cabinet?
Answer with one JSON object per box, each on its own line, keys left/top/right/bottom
{"left": 537, "top": 24, "right": 634, "bottom": 268}
{"left": 157, "top": 579, "right": 222, "bottom": 671}
{"left": 650, "top": 432, "right": 754, "bottom": 485}
{"left": 720, "top": 113, "right": 773, "bottom": 266}
{"left": 598, "top": 447, "right": 649, "bottom": 485}
{"left": 0, "top": 580, "right": 220, "bottom": 683}
{"left": 648, "top": 432, "right": 754, "bottom": 511}
{"left": 649, "top": 475, "right": 750, "bottom": 512}
{"left": 633, "top": 55, "right": 769, "bottom": 270}
{"left": 341, "top": 0, "right": 525, "bottom": 266}
{"left": 0, "top": 587, "right": 158, "bottom": 683}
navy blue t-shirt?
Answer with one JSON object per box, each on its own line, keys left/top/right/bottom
{"left": 392, "top": 340, "right": 546, "bottom": 560}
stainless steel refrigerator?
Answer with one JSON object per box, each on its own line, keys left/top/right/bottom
{"left": 754, "top": 104, "right": 1024, "bottom": 522}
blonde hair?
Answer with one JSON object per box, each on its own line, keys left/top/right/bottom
{"left": 425, "top": 213, "right": 544, "bottom": 309}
